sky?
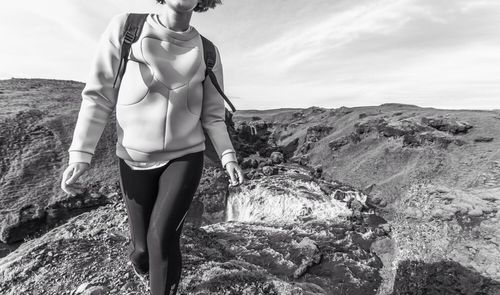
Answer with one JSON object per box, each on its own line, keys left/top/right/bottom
{"left": 1, "top": 0, "right": 499, "bottom": 110}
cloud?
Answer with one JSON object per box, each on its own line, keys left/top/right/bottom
{"left": 1, "top": 0, "right": 499, "bottom": 109}
{"left": 247, "top": 0, "right": 419, "bottom": 74}
{"left": 5, "top": 2, "right": 97, "bottom": 45}
{"left": 242, "top": 0, "right": 500, "bottom": 79}
{"left": 0, "top": 1, "right": 160, "bottom": 80}
{"left": 219, "top": 0, "right": 500, "bottom": 109}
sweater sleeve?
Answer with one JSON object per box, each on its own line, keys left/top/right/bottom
{"left": 201, "top": 45, "right": 238, "bottom": 169}
{"left": 67, "top": 13, "right": 129, "bottom": 165}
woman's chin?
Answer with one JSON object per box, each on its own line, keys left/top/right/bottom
{"left": 169, "top": 1, "right": 197, "bottom": 12}
{"left": 178, "top": 6, "right": 196, "bottom": 12}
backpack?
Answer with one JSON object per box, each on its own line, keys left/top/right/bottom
{"left": 111, "top": 13, "right": 236, "bottom": 166}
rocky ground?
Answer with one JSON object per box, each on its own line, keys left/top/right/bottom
{"left": 0, "top": 78, "right": 499, "bottom": 294}
{"left": 233, "top": 104, "right": 500, "bottom": 294}
{"left": 0, "top": 78, "right": 118, "bottom": 245}
{"left": 0, "top": 163, "right": 388, "bottom": 295}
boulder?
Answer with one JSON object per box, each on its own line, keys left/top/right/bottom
{"left": 421, "top": 117, "right": 473, "bottom": 134}
{"left": 270, "top": 151, "right": 284, "bottom": 164}
{"left": 305, "top": 125, "right": 335, "bottom": 142}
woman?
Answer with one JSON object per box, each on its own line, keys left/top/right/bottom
{"left": 60, "top": 0, "right": 244, "bottom": 294}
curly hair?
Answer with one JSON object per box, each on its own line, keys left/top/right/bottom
{"left": 156, "top": 0, "right": 222, "bottom": 12}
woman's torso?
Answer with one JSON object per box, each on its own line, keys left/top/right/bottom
{"left": 116, "top": 13, "right": 208, "bottom": 167}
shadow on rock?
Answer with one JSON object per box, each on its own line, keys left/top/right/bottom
{"left": 392, "top": 260, "right": 500, "bottom": 295}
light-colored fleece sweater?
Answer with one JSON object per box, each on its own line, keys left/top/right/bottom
{"left": 67, "top": 12, "right": 238, "bottom": 169}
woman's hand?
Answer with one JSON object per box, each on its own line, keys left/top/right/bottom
{"left": 225, "top": 161, "right": 244, "bottom": 187}
{"left": 61, "top": 163, "right": 90, "bottom": 196}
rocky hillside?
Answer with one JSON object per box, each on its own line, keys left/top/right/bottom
{"left": 0, "top": 78, "right": 499, "bottom": 294}
{"left": 233, "top": 104, "right": 500, "bottom": 293}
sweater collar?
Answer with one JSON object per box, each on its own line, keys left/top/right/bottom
{"left": 147, "top": 13, "right": 198, "bottom": 41}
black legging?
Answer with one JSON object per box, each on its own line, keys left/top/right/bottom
{"left": 118, "top": 151, "right": 204, "bottom": 295}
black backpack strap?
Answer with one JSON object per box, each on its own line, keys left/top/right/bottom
{"left": 200, "top": 35, "right": 237, "bottom": 112}
{"left": 113, "top": 13, "right": 148, "bottom": 88}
